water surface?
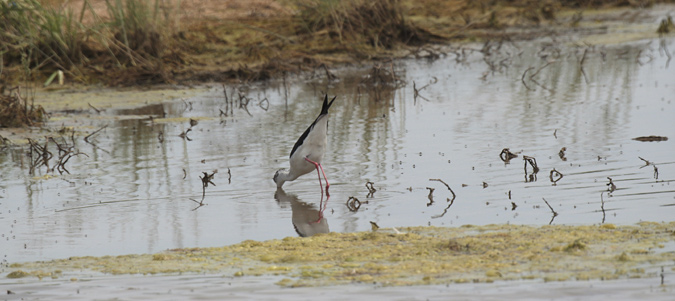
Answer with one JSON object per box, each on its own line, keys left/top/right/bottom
{"left": 1, "top": 37, "right": 674, "bottom": 264}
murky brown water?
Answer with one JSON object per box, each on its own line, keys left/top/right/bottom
{"left": 1, "top": 36, "right": 674, "bottom": 267}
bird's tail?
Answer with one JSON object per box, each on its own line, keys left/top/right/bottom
{"left": 321, "top": 95, "right": 337, "bottom": 115}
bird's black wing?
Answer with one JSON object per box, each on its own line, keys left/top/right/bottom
{"left": 289, "top": 95, "right": 337, "bottom": 158}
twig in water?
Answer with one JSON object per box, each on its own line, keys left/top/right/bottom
{"left": 638, "top": 156, "right": 651, "bottom": 166}
{"left": 181, "top": 98, "right": 193, "bottom": 111}
{"left": 84, "top": 125, "right": 108, "bottom": 143}
{"left": 429, "top": 178, "right": 457, "bottom": 203}
{"left": 639, "top": 153, "right": 660, "bottom": 179}
{"left": 179, "top": 128, "right": 192, "bottom": 141}
{"left": 237, "top": 93, "right": 253, "bottom": 117}
{"left": 542, "top": 197, "right": 558, "bottom": 224}
{"left": 346, "top": 196, "right": 362, "bottom": 212}
{"left": 606, "top": 177, "right": 616, "bottom": 194}
{"left": 550, "top": 168, "right": 564, "bottom": 185}
{"left": 500, "top": 148, "right": 518, "bottom": 163}
{"left": 412, "top": 77, "right": 436, "bottom": 104}
{"left": 426, "top": 187, "right": 435, "bottom": 207}
{"left": 365, "top": 181, "right": 376, "bottom": 198}
{"left": 428, "top": 178, "right": 456, "bottom": 218}
{"left": 88, "top": 103, "right": 102, "bottom": 114}
{"left": 27, "top": 138, "right": 52, "bottom": 175}
{"left": 530, "top": 60, "right": 554, "bottom": 78}
{"left": 190, "top": 199, "right": 207, "bottom": 211}
{"left": 28, "top": 136, "right": 88, "bottom": 175}
{"left": 83, "top": 125, "right": 111, "bottom": 154}
{"left": 579, "top": 48, "right": 589, "bottom": 84}
{"left": 521, "top": 67, "right": 535, "bottom": 91}
{"left": 259, "top": 97, "right": 269, "bottom": 111}
{"left": 523, "top": 156, "right": 539, "bottom": 182}
{"left": 520, "top": 59, "right": 556, "bottom": 92}
{"left": 200, "top": 170, "right": 217, "bottom": 197}
{"left": 659, "top": 39, "right": 671, "bottom": 68}
{"left": 191, "top": 169, "right": 217, "bottom": 210}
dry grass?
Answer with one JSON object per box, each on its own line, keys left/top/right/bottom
{"left": 1, "top": 0, "right": 673, "bottom": 88}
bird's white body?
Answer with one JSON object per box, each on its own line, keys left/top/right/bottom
{"left": 288, "top": 114, "right": 328, "bottom": 176}
{"left": 275, "top": 114, "right": 328, "bottom": 186}
{"left": 274, "top": 95, "right": 336, "bottom": 190}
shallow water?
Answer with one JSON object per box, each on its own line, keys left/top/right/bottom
{"left": 2, "top": 274, "right": 673, "bottom": 300}
{"left": 1, "top": 37, "right": 674, "bottom": 264}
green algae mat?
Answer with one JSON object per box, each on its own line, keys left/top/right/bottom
{"left": 6, "top": 222, "right": 675, "bottom": 287}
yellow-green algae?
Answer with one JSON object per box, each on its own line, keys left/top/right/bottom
{"left": 6, "top": 222, "right": 675, "bottom": 287}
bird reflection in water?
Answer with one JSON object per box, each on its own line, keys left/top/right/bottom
{"left": 274, "top": 188, "right": 329, "bottom": 237}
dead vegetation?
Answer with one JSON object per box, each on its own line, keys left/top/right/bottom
{"left": 0, "top": 86, "right": 46, "bottom": 127}
{"left": 190, "top": 169, "right": 217, "bottom": 210}
{"left": 27, "top": 133, "right": 87, "bottom": 175}
{"left": 2, "top": 0, "right": 672, "bottom": 86}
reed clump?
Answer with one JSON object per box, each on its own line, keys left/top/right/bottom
{"left": 0, "top": 0, "right": 170, "bottom": 85}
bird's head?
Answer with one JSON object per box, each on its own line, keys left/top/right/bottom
{"left": 273, "top": 168, "right": 287, "bottom": 187}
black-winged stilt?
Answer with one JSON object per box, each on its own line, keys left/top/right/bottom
{"left": 274, "top": 94, "right": 337, "bottom": 196}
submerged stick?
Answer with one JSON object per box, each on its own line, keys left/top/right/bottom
{"left": 499, "top": 148, "right": 518, "bottom": 162}
{"left": 521, "top": 67, "right": 535, "bottom": 91}
{"left": 191, "top": 170, "right": 218, "bottom": 210}
{"left": 426, "top": 187, "right": 435, "bottom": 207}
{"left": 542, "top": 197, "right": 558, "bottom": 225}
{"left": 549, "top": 168, "right": 564, "bottom": 184}
{"left": 429, "top": 178, "right": 456, "bottom": 203}
{"left": 365, "top": 181, "right": 376, "bottom": 198}
{"left": 84, "top": 125, "right": 108, "bottom": 143}
{"left": 542, "top": 197, "right": 558, "bottom": 216}
{"left": 606, "top": 177, "right": 616, "bottom": 193}
{"left": 346, "top": 197, "right": 361, "bottom": 212}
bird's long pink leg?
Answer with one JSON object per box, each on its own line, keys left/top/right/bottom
{"left": 305, "top": 157, "right": 330, "bottom": 196}
{"left": 305, "top": 157, "right": 325, "bottom": 196}
{"left": 317, "top": 163, "right": 330, "bottom": 196}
